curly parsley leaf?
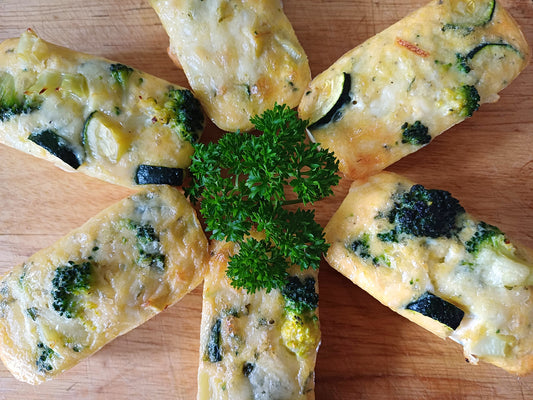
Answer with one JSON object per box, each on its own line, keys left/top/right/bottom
{"left": 186, "top": 103, "right": 340, "bottom": 293}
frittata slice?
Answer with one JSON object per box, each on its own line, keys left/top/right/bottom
{"left": 198, "top": 240, "right": 320, "bottom": 399}
{"left": 325, "top": 172, "right": 533, "bottom": 374}
{"left": 0, "top": 186, "right": 208, "bottom": 384}
{"left": 0, "top": 29, "right": 204, "bottom": 188}
{"left": 298, "top": 0, "right": 529, "bottom": 180}
{"left": 150, "top": 0, "right": 311, "bottom": 131}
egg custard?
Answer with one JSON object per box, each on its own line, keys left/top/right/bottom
{"left": 150, "top": 0, "right": 311, "bottom": 132}
{"left": 0, "top": 29, "right": 205, "bottom": 188}
{"left": 325, "top": 172, "right": 533, "bottom": 374}
{"left": 0, "top": 186, "right": 208, "bottom": 384}
{"left": 298, "top": 0, "right": 529, "bottom": 180}
{"left": 198, "top": 240, "right": 320, "bottom": 399}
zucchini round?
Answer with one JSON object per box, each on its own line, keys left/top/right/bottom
{"left": 457, "top": 42, "right": 521, "bottom": 73}
{"left": 308, "top": 72, "right": 352, "bottom": 129}
{"left": 443, "top": 0, "right": 495, "bottom": 32}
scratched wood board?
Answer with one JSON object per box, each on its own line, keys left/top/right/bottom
{"left": 0, "top": 0, "right": 532, "bottom": 398}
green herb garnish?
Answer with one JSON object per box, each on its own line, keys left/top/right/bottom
{"left": 187, "top": 103, "right": 340, "bottom": 293}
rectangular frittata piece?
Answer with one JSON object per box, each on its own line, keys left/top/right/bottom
{"left": 325, "top": 172, "right": 533, "bottom": 374}
{"left": 0, "top": 29, "right": 204, "bottom": 188}
{"left": 198, "top": 240, "right": 320, "bottom": 399}
{"left": 0, "top": 186, "right": 208, "bottom": 384}
{"left": 150, "top": 0, "right": 311, "bottom": 132}
{"left": 298, "top": 0, "right": 529, "bottom": 180}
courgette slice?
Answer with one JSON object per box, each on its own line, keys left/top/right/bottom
{"left": 82, "top": 111, "right": 130, "bottom": 163}
{"left": 443, "top": 0, "right": 495, "bottom": 32}
{"left": 405, "top": 292, "right": 464, "bottom": 330}
{"left": 0, "top": 72, "right": 18, "bottom": 110}
{"left": 206, "top": 318, "right": 222, "bottom": 363}
{"left": 0, "top": 72, "right": 41, "bottom": 121}
{"left": 28, "top": 129, "right": 82, "bottom": 169}
{"left": 134, "top": 164, "right": 184, "bottom": 186}
{"left": 457, "top": 42, "right": 521, "bottom": 73}
{"left": 308, "top": 72, "right": 352, "bottom": 129}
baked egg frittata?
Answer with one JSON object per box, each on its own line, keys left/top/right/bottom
{"left": 0, "top": 186, "right": 208, "bottom": 384}
{"left": 325, "top": 172, "right": 533, "bottom": 375}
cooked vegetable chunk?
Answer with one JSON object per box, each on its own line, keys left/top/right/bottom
{"left": 0, "top": 29, "right": 204, "bottom": 187}
{"left": 298, "top": 0, "right": 529, "bottom": 179}
{"left": 134, "top": 164, "right": 184, "bottom": 186}
{"left": 150, "top": 0, "right": 311, "bottom": 131}
{"left": 28, "top": 129, "right": 82, "bottom": 169}
{"left": 0, "top": 186, "right": 208, "bottom": 384}
{"left": 325, "top": 172, "right": 533, "bottom": 374}
{"left": 405, "top": 292, "right": 464, "bottom": 330}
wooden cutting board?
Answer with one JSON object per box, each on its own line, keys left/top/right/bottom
{"left": 0, "top": 0, "right": 532, "bottom": 398}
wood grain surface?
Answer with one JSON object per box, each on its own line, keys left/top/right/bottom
{"left": 0, "top": 0, "right": 532, "bottom": 399}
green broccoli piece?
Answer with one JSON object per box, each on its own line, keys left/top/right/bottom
{"left": 350, "top": 234, "right": 390, "bottom": 266}
{"left": 127, "top": 220, "right": 166, "bottom": 273}
{"left": 51, "top": 261, "right": 92, "bottom": 318}
{"left": 455, "top": 85, "right": 480, "bottom": 117}
{"left": 36, "top": 342, "right": 55, "bottom": 373}
{"left": 110, "top": 63, "right": 134, "bottom": 88}
{"left": 281, "top": 276, "right": 318, "bottom": 315}
{"left": 0, "top": 72, "right": 41, "bottom": 121}
{"left": 350, "top": 235, "right": 372, "bottom": 260}
{"left": 456, "top": 53, "right": 471, "bottom": 73}
{"left": 464, "top": 221, "right": 533, "bottom": 287}
{"left": 465, "top": 221, "right": 510, "bottom": 255}
{"left": 401, "top": 121, "right": 431, "bottom": 146}
{"left": 378, "top": 184, "right": 465, "bottom": 241}
{"left": 162, "top": 88, "right": 204, "bottom": 143}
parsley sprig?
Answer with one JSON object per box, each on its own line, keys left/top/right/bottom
{"left": 186, "top": 104, "right": 340, "bottom": 293}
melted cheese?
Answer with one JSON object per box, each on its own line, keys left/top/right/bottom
{"left": 0, "top": 186, "right": 208, "bottom": 384}
{"left": 298, "top": 0, "right": 530, "bottom": 180}
{"left": 150, "top": 0, "right": 311, "bottom": 131}
{"left": 324, "top": 172, "right": 533, "bottom": 375}
{"left": 0, "top": 29, "right": 204, "bottom": 188}
{"left": 197, "top": 240, "right": 320, "bottom": 399}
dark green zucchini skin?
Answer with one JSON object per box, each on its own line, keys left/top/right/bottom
{"left": 406, "top": 292, "right": 464, "bottom": 330}
{"left": 28, "top": 129, "right": 82, "bottom": 169}
{"left": 442, "top": 0, "right": 496, "bottom": 32}
{"left": 308, "top": 72, "right": 352, "bottom": 130}
{"left": 206, "top": 318, "right": 222, "bottom": 363}
{"left": 457, "top": 42, "right": 521, "bottom": 73}
{"left": 134, "top": 164, "right": 184, "bottom": 186}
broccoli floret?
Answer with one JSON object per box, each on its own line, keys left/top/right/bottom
{"left": 465, "top": 221, "right": 511, "bottom": 255}
{"left": 36, "top": 342, "right": 55, "bottom": 373}
{"left": 401, "top": 121, "right": 431, "bottom": 146}
{"left": 464, "top": 221, "right": 533, "bottom": 287}
{"left": 110, "top": 63, "right": 134, "bottom": 88}
{"left": 456, "top": 53, "right": 471, "bottom": 73}
{"left": 350, "top": 235, "right": 372, "bottom": 260}
{"left": 349, "top": 234, "right": 390, "bottom": 266}
{"left": 127, "top": 220, "right": 166, "bottom": 273}
{"left": 281, "top": 276, "right": 318, "bottom": 315}
{"left": 162, "top": 88, "right": 204, "bottom": 143}
{"left": 51, "top": 261, "right": 92, "bottom": 318}
{"left": 379, "top": 184, "right": 465, "bottom": 241}
{"left": 0, "top": 72, "right": 41, "bottom": 121}
{"left": 454, "top": 85, "right": 480, "bottom": 117}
